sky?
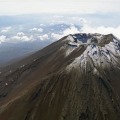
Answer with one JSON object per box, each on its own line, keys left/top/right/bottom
{"left": 0, "top": 0, "right": 120, "bottom": 15}
{"left": 0, "top": 0, "right": 120, "bottom": 44}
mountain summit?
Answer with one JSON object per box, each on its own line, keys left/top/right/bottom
{"left": 0, "top": 33, "right": 120, "bottom": 120}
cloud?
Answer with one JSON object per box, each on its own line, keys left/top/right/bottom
{"left": 1, "top": 27, "right": 11, "bottom": 33}
{"left": 0, "top": 15, "right": 120, "bottom": 44}
{"left": 50, "top": 16, "right": 120, "bottom": 39}
{"left": 17, "top": 32, "right": 25, "bottom": 36}
{"left": 38, "top": 34, "right": 49, "bottom": 41}
{"left": 11, "top": 32, "right": 34, "bottom": 42}
{"left": 0, "top": 35, "right": 6, "bottom": 44}
{"left": 51, "top": 25, "right": 80, "bottom": 40}
{"left": 0, "top": 31, "right": 36, "bottom": 43}
{"left": 11, "top": 36, "right": 33, "bottom": 42}
{"left": 62, "top": 25, "right": 79, "bottom": 35}
{"left": 50, "top": 21, "right": 120, "bottom": 41}
{"left": 11, "top": 36, "right": 29, "bottom": 42}
{"left": 80, "top": 24, "right": 120, "bottom": 38}
{"left": 51, "top": 33, "right": 62, "bottom": 40}
{"left": 40, "top": 24, "right": 45, "bottom": 27}
{"left": 30, "top": 27, "right": 43, "bottom": 32}
{"left": 51, "top": 16, "right": 87, "bottom": 26}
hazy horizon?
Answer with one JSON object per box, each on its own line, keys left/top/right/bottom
{"left": 0, "top": 0, "right": 120, "bottom": 15}
{"left": 0, "top": 0, "right": 120, "bottom": 64}
{"left": 0, "top": 0, "right": 120, "bottom": 39}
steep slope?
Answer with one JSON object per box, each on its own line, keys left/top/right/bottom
{"left": 0, "top": 33, "right": 120, "bottom": 120}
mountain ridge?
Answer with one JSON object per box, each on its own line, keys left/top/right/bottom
{"left": 0, "top": 33, "right": 120, "bottom": 120}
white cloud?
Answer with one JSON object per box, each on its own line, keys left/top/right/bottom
{"left": 51, "top": 33, "right": 63, "bottom": 40}
{"left": 38, "top": 34, "right": 49, "bottom": 41}
{"left": 30, "top": 28, "right": 43, "bottom": 32}
{"left": 17, "top": 32, "right": 25, "bottom": 36}
{"left": 40, "top": 24, "right": 45, "bottom": 27}
{"left": 50, "top": 21, "right": 120, "bottom": 41}
{"left": 50, "top": 16, "right": 120, "bottom": 39}
{"left": 51, "top": 25, "right": 80, "bottom": 40}
{"left": 11, "top": 36, "right": 29, "bottom": 42}
{"left": 81, "top": 24, "right": 120, "bottom": 39}
{"left": 11, "top": 32, "right": 34, "bottom": 42}
{"left": 0, "top": 35, "right": 6, "bottom": 44}
{"left": 0, "top": 16, "right": 120, "bottom": 44}
{"left": 1, "top": 27, "right": 11, "bottom": 33}
{"left": 51, "top": 16, "right": 87, "bottom": 25}
{"left": 63, "top": 25, "right": 79, "bottom": 35}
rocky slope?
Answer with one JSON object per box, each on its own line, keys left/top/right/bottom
{"left": 0, "top": 33, "right": 120, "bottom": 120}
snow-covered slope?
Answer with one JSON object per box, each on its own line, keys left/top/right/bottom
{"left": 65, "top": 34, "right": 120, "bottom": 71}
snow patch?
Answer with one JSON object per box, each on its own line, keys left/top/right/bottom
{"left": 66, "top": 35, "right": 120, "bottom": 72}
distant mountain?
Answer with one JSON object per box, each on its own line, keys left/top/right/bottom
{"left": 0, "top": 33, "right": 120, "bottom": 120}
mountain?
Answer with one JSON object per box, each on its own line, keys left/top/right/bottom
{"left": 0, "top": 33, "right": 120, "bottom": 120}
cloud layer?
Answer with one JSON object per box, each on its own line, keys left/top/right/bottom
{"left": 81, "top": 25, "right": 120, "bottom": 38}
{"left": 0, "top": 0, "right": 120, "bottom": 15}
{"left": 0, "top": 15, "right": 120, "bottom": 45}
{"left": 1, "top": 27, "right": 11, "bottom": 33}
